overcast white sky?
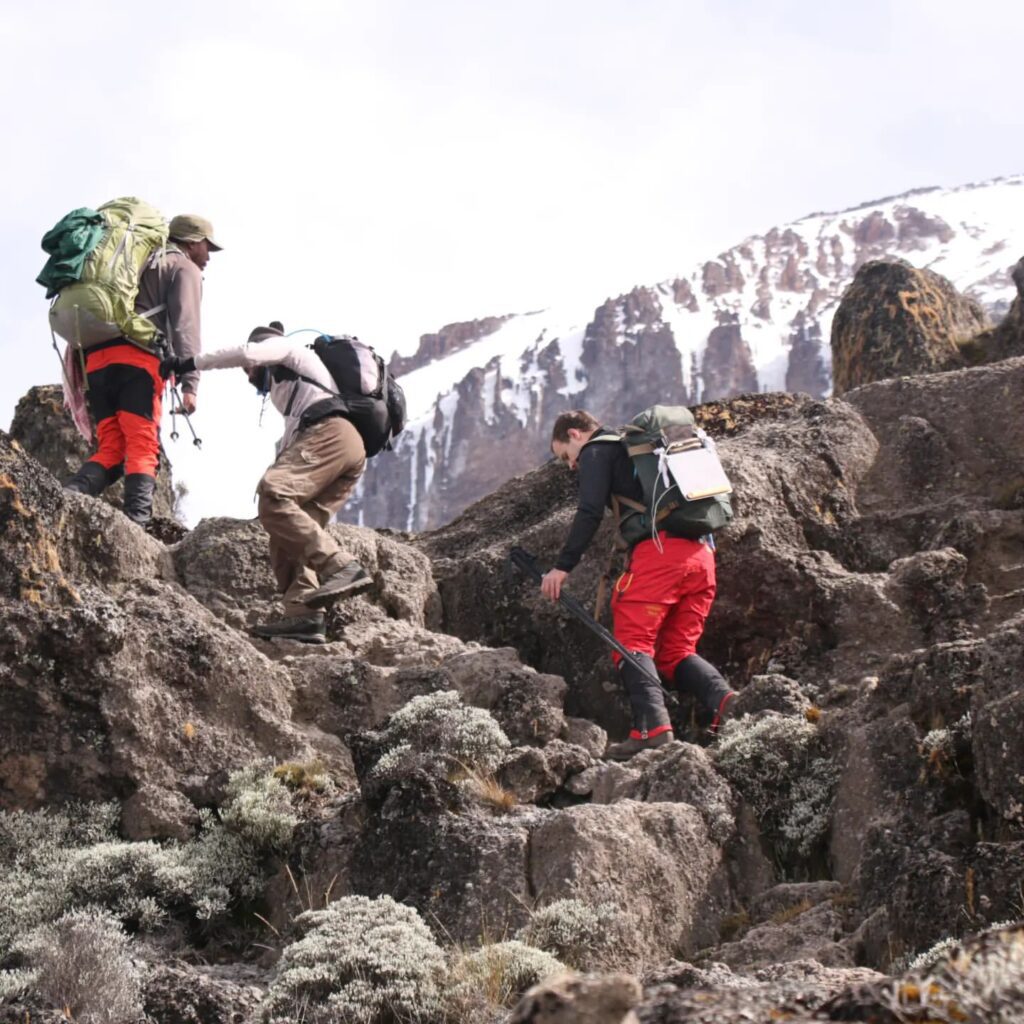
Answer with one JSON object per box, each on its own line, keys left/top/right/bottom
{"left": 2, "top": 0, "right": 1021, "bottom": 522}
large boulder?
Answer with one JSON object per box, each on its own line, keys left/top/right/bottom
{"left": 830, "top": 259, "right": 988, "bottom": 394}
{"left": 0, "top": 432, "right": 335, "bottom": 838}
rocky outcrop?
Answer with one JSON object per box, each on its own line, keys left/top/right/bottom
{"left": 388, "top": 315, "right": 511, "bottom": 376}
{"left": 830, "top": 259, "right": 988, "bottom": 394}
{"left": 5, "top": 342, "right": 1024, "bottom": 1020}
{"left": 700, "top": 316, "right": 758, "bottom": 401}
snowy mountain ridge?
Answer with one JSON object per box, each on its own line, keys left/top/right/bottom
{"left": 350, "top": 174, "right": 1024, "bottom": 531}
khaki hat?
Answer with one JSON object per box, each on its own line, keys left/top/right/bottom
{"left": 168, "top": 213, "right": 223, "bottom": 251}
{"left": 247, "top": 323, "right": 285, "bottom": 344}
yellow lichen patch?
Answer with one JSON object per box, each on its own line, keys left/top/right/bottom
{"left": 0, "top": 473, "right": 32, "bottom": 518}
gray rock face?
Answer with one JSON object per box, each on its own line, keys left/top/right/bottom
{"left": 5, "top": 317, "right": 1024, "bottom": 1020}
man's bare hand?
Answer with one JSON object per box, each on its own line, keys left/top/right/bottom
{"left": 178, "top": 392, "right": 197, "bottom": 415}
{"left": 540, "top": 568, "right": 568, "bottom": 601}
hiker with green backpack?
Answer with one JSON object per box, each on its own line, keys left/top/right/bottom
{"left": 38, "top": 200, "right": 221, "bottom": 526}
{"left": 542, "top": 407, "right": 737, "bottom": 760}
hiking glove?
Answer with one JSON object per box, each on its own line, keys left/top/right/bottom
{"left": 160, "top": 355, "right": 196, "bottom": 379}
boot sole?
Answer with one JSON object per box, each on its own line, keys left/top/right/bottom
{"left": 249, "top": 631, "right": 328, "bottom": 644}
{"left": 304, "top": 575, "right": 372, "bottom": 609}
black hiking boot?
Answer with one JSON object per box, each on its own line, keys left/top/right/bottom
{"left": 605, "top": 727, "right": 675, "bottom": 761}
{"left": 303, "top": 562, "right": 372, "bottom": 609}
{"left": 64, "top": 461, "right": 110, "bottom": 497}
{"left": 123, "top": 473, "right": 156, "bottom": 526}
{"left": 249, "top": 611, "right": 327, "bottom": 644}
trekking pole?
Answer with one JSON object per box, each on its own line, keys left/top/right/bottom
{"left": 509, "top": 546, "right": 670, "bottom": 697}
{"left": 168, "top": 382, "right": 202, "bottom": 449}
{"left": 168, "top": 383, "right": 179, "bottom": 441}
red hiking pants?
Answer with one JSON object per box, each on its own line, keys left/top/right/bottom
{"left": 83, "top": 344, "right": 163, "bottom": 477}
{"left": 610, "top": 533, "right": 716, "bottom": 680}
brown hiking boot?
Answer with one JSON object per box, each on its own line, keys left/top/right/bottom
{"left": 605, "top": 727, "right": 675, "bottom": 761}
{"left": 249, "top": 611, "right": 326, "bottom": 644}
{"left": 304, "top": 561, "right": 372, "bottom": 609}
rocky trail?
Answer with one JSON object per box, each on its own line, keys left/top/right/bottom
{"left": 2, "top": 261, "right": 1024, "bottom": 1022}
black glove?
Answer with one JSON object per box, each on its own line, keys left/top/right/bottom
{"left": 160, "top": 355, "right": 196, "bottom": 379}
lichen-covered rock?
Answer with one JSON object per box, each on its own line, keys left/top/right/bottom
{"left": 509, "top": 971, "right": 642, "bottom": 1024}
{"left": 143, "top": 961, "right": 265, "bottom": 1024}
{"left": 499, "top": 742, "right": 593, "bottom": 804}
{"left": 529, "top": 801, "right": 728, "bottom": 962}
{"left": 830, "top": 259, "right": 987, "bottom": 394}
{"left": 0, "top": 577, "right": 324, "bottom": 836}
{"left": 173, "top": 515, "right": 442, "bottom": 633}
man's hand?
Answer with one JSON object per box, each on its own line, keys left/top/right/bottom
{"left": 159, "top": 354, "right": 197, "bottom": 380}
{"left": 540, "top": 568, "right": 568, "bottom": 601}
{"left": 178, "top": 391, "right": 197, "bottom": 415}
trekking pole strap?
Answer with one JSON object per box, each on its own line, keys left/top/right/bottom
{"left": 508, "top": 547, "right": 668, "bottom": 696}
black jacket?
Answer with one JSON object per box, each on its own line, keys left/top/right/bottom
{"left": 554, "top": 428, "right": 643, "bottom": 572}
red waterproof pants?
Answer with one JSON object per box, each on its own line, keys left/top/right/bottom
{"left": 83, "top": 344, "right": 163, "bottom": 477}
{"left": 610, "top": 533, "right": 716, "bottom": 680}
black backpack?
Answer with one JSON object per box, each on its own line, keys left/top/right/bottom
{"left": 296, "top": 335, "right": 406, "bottom": 457}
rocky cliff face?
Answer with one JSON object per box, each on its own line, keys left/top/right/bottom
{"left": 3, "top": 341, "right": 1024, "bottom": 1021}
{"left": 351, "top": 175, "right": 1024, "bottom": 530}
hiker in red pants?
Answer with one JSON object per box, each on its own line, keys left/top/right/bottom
{"left": 541, "top": 409, "right": 736, "bottom": 760}
{"left": 64, "top": 214, "right": 220, "bottom": 525}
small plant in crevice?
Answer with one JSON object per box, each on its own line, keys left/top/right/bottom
{"left": 368, "top": 691, "right": 512, "bottom": 791}
{"left": 516, "top": 898, "right": 623, "bottom": 969}
{"left": 11, "top": 908, "right": 143, "bottom": 1024}
{"left": 713, "top": 713, "right": 839, "bottom": 868}
{"left": 261, "top": 895, "right": 446, "bottom": 1024}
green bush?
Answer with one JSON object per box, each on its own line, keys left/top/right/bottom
{"left": 221, "top": 761, "right": 299, "bottom": 850}
{"left": 713, "top": 713, "right": 837, "bottom": 862}
{"left": 444, "top": 940, "right": 564, "bottom": 1019}
{"left": 369, "top": 691, "right": 511, "bottom": 783}
{"left": 0, "top": 762, "right": 299, "bottom": 961}
{"left": 15, "top": 908, "right": 143, "bottom": 1023}
{"left": 516, "top": 898, "right": 621, "bottom": 969}
{"left": 262, "top": 895, "right": 446, "bottom": 1024}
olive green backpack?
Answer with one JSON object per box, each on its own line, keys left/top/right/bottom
{"left": 592, "top": 404, "right": 734, "bottom": 546}
{"left": 39, "top": 197, "right": 169, "bottom": 351}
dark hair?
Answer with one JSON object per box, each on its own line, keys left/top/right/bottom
{"left": 551, "top": 409, "right": 600, "bottom": 445}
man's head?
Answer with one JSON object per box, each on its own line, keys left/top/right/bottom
{"left": 169, "top": 214, "right": 223, "bottom": 270}
{"left": 246, "top": 322, "right": 284, "bottom": 392}
{"left": 550, "top": 409, "right": 600, "bottom": 470}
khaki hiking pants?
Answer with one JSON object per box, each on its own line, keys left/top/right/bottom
{"left": 257, "top": 415, "right": 366, "bottom": 616}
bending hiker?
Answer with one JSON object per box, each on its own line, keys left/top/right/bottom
{"left": 542, "top": 408, "right": 736, "bottom": 760}
{"left": 63, "top": 213, "right": 221, "bottom": 525}
{"left": 161, "top": 325, "right": 405, "bottom": 644}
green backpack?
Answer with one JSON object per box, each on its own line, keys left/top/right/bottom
{"left": 40, "top": 197, "right": 169, "bottom": 351}
{"left": 594, "top": 404, "right": 734, "bottom": 546}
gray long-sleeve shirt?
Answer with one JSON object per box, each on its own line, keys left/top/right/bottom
{"left": 136, "top": 247, "right": 203, "bottom": 395}
{"left": 195, "top": 336, "right": 339, "bottom": 453}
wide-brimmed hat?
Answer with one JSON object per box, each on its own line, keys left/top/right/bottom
{"left": 168, "top": 213, "right": 223, "bottom": 251}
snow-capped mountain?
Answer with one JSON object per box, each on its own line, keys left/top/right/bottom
{"left": 346, "top": 175, "right": 1024, "bottom": 532}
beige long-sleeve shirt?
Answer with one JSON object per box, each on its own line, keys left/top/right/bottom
{"left": 136, "top": 247, "right": 203, "bottom": 395}
{"left": 195, "top": 336, "right": 340, "bottom": 453}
